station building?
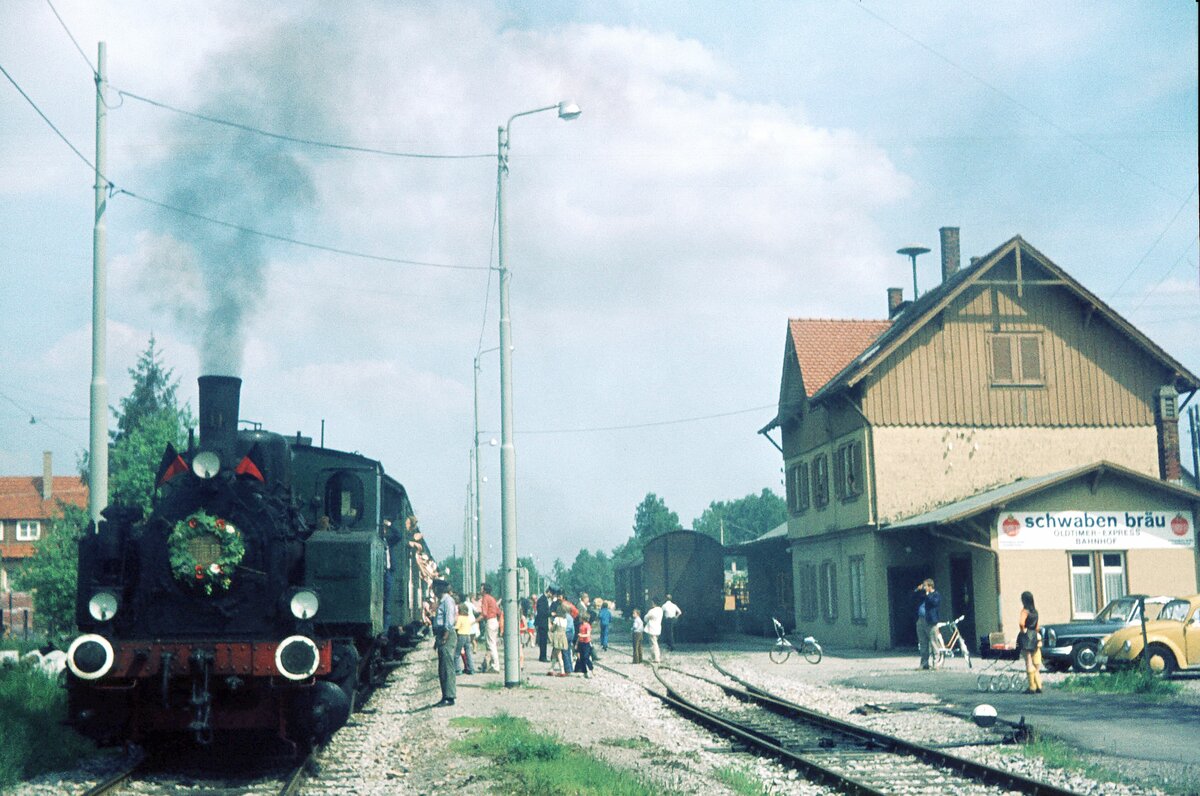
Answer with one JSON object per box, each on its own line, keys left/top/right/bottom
{"left": 760, "top": 230, "right": 1200, "bottom": 650}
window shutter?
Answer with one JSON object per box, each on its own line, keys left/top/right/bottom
{"left": 1019, "top": 336, "right": 1042, "bottom": 381}
{"left": 833, "top": 448, "right": 846, "bottom": 499}
{"left": 991, "top": 336, "right": 1014, "bottom": 382}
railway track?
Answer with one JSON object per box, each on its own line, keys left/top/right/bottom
{"left": 594, "top": 655, "right": 1079, "bottom": 796}
{"left": 78, "top": 747, "right": 319, "bottom": 796}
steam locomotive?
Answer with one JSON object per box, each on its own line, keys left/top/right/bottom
{"left": 64, "top": 376, "right": 434, "bottom": 749}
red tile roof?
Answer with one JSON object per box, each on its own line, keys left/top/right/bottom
{"left": 789, "top": 318, "right": 893, "bottom": 397}
{"left": 0, "top": 476, "right": 88, "bottom": 520}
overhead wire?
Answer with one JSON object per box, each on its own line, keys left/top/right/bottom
{"left": 1129, "top": 234, "right": 1200, "bottom": 314}
{"left": 1109, "top": 183, "right": 1199, "bottom": 302}
{"left": 849, "top": 0, "right": 1184, "bottom": 201}
{"left": 488, "top": 403, "right": 778, "bottom": 435}
{"left": 115, "top": 188, "right": 487, "bottom": 271}
{"left": 1, "top": 61, "right": 488, "bottom": 271}
{"left": 114, "top": 88, "right": 494, "bottom": 160}
{"left": 44, "top": 0, "right": 95, "bottom": 76}
{"left": 0, "top": 60, "right": 97, "bottom": 176}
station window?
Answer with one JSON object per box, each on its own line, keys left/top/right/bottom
{"left": 819, "top": 560, "right": 837, "bottom": 622}
{"left": 797, "top": 563, "right": 818, "bottom": 622}
{"left": 15, "top": 520, "right": 40, "bottom": 541}
{"left": 812, "top": 455, "right": 830, "bottom": 509}
{"left": 1068, "top": 551, "right": 1127, "bottom": 619}
{"left": 990, "top": 333, "right": 1043, "bottom": 386}
{"left": 324, "top": 472, "right": 365, "bottom": 528}
{"left": 787, "top": 461, "right": 810, "bottom": 515}
{"left": 848, "top": 556, "right": 866, "bottom": 622}
{"left": 834, "top": 441, "right": 864, "bottom": 501}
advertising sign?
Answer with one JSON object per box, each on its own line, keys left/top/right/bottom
{"left": 997, "top": 510, "right": 1195, "bottom": 550}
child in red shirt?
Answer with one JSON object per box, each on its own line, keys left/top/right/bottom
{"left": 574, "top": 612, "right": 594, "bottom": 678}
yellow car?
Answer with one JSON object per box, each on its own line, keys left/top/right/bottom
{"left": 1098, "top": 594, "right": 1200, "bottom": 676}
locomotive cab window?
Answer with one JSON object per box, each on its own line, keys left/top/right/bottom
{"left": 324, "top": 471, "right": 365, "bottom": 528}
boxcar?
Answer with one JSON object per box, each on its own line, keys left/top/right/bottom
{"left": 618, "top": 530, "right": 724, "bottom": 642}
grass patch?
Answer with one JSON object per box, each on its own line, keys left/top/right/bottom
{"left": 712, "top": 765, "right": 769, "bottom": 796}
{"left": 1017, "top": 736, "right": 1134, "bottom": 788}
{"left": 451, "top": 713, "right": 667, "bottom": 795}
{"left": 598, "top": 737, "right": 643, "bottom": 749}
{"left": 1057, "top": 668, "right": 1180, "bottom": 698}
{"left": 0, "top": 663, "right": 97, "bottom": 790}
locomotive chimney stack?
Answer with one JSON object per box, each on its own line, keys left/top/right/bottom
{"left": 198, "top": 375, "right": 242, "bottom": 463}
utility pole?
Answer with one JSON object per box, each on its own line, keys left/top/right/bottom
{"left": 88, "top": 42, "right": 108, "bottom": 529}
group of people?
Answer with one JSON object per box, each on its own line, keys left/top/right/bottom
{"left": 534, "top": 587, "right": 614, "bottom": 678}
{"left": 914, "top": 577, "right": 1043, "bottom": 694}
{"left": 429, "top": 579, "right": 514, "bottom": 707}
{"left": 432, "top": 580, "right": 689, "bottom": 706}
{"left": 629, "top": 594, "right": 681, "bottom": 664}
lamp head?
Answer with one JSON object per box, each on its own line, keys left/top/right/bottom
{"left": 557, "top": 101, "right": 582, "bottom": 120}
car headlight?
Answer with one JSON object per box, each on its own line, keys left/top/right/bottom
{"left": 1121, "top": 639, "right": 1133, "bottom": 654}
{"left": 289, "top": 589, "right": 319, "bottom": 620}
{"left": 88, "top": 591, "right": 119, "bottom": 622}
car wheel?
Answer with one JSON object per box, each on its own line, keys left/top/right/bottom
{"left": 1070, "top": 642, "right": 1100, "bottom": 673}
{"left": 1144, "top": 643, "right": 1177, "bottom": 677}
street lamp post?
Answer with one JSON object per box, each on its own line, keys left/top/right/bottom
{"left": 496, "top": 101, "right": 581, "bottom": 687}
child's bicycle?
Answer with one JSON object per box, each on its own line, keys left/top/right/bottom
{"left": 769, "top": 617, "right": 822, "bottom": 664}
{"left": 931, "top": 614, "right": 972, "bottom": 669}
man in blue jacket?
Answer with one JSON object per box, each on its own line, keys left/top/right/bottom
{"left": 915, "top": 578, "right": 941, "bottom": 670}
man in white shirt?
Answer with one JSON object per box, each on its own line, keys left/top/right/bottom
{"left": 643, "top": 599, "right": 664, "bottom": 663}
{"left": 661, "top": 594, "right": 682, "bottom": 651}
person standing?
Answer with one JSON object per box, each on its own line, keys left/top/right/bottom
{"left": 915, "top": 578, "right": 941, "bottom": 670}
{"left": 631, "top": 608, "right": 644, "bottom": 664}
{"left": 598, "top": 600, "right": 613, "bottom": 652}
{"left": 1018, "top": 591, "right": 1043, "bottom": 694}
{"left": 575, "top": 611, "right": 594, "bottom": 678}
{"left": 535, "top": 587, "right": 552, "bottom": 663}
{"left": 431, "top": 579, "right": 458, "bottom": 706}
{"left": 549, "top": 605, "right": 569, "bottom": 676}
{"left": 643, "top": 599, "right": 664, "bottom": 663}
{"left": 661, "top": 594, "right": 682, "bottom": 651}
{"left": 454, "top": 601, "right": 476, "bottom": 675}
{"left": 479, "top": 583, "right": 501, "bottom": 674}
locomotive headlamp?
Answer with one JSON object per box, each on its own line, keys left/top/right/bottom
{"left": 192, "top": 451, "right": 221, "bottom": 479}
{"left": 275, "top": 635, "right": 320, "bottom": 680}
{"left": 66, "top": 634, "right": 115, "bottom": 681}
{"left": 87, "top": 590, "right": 119, "bottom": 622}
{"left": 289, "top": 589, "right": 319, "bottom": 620}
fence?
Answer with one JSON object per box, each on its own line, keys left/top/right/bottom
{"left": 1, "top": 591, "right": 36, "bottom": 641}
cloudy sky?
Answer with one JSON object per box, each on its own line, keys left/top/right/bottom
{"left": 2, "top": 1, "right": 1197, "bottom": 571}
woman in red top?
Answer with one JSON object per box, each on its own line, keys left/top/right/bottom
{"left": 574, "top": 612, "right": 594, "bottom": 678}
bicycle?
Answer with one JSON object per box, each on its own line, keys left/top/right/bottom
{"left": 769, "top": 617, "right": 822, "bottom": 664}
{"left": 931, "top": 614, "right": 972, "bottom": 669}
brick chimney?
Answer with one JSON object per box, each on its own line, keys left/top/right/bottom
{"left": 887, "top": 287, "right": 904, "bottom": 317}
{"left": 940, "top": 226, "right": 960, "bottom": 282}
{"left": 1155, "top": 385, "right": 1181, "bottom": 481}
{"left": 41, "top": 451, "right": 52, "bottom": 502}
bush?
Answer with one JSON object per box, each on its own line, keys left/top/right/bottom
{"left": 0, "top": 664, "right": 96, "bottom": 789}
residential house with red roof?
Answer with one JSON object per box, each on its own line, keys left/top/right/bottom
{"left": 1, "top": 452, "right": 88, "bottom": 594}
{"left": 762, "top": 228, "right": 1200, "bottom": 653}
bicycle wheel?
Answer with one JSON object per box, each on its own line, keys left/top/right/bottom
{"left": 1011, "top": 672, "right": 1027, "bottom": 691}
{"left": 976, "top": 673, "right": 991, "bottom": 692}
{"left": 932, "top": 647, "right": 946, "bottom": 669}
{"left": 987, "top": 673, "right": 1001, "bottom": 692}
{"left": 960, "top": 642, "right": 972, "bottom": 670}
{"left": 769, "top": 643, "right": 792, "bottom": 664}
{"left": 803, "top": 643, "right": 822, "bottom": 664}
